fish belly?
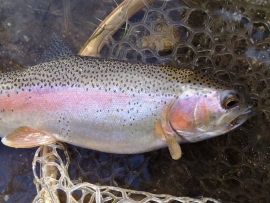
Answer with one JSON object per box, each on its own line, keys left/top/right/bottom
{"left": 0, "top": 86, "right": 169, "bottom": 154}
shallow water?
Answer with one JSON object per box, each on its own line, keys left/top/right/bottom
{"left": 0, "top": 0, "right": 270, "bottom": 202}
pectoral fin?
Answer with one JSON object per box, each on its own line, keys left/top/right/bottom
{"left": 155, "top": 119, "right": 166, "bottom": 141}
{"left": 1, "top": 126, "right": 57, "bottom": 148}
{"left": 156, "top": 118, "right": 182, "bottom": 160}
{"left": 164, "top": 133, "right": 182, "bottom": 160}
{"left": 156, "top": 98, "right": 183, "bottom": 160}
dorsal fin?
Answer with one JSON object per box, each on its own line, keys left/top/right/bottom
{"left": 39, "top": 33, "right": 74, "bottom": 63}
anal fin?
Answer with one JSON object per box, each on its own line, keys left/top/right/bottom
{"left": 1, "top": 126, "right": 57, "bottom": 148}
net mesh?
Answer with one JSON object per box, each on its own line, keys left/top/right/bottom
{"left": 103, "top": 0, "right": 270, "bottom": 115}
{"left": 33, "top": 143, "right": 220, "bottom": 203}
{"left": 32, "top": 0, "right": 270, "bottom": 202}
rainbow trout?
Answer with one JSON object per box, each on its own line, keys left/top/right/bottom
{"left": 1, "top": 56, "right": 253, "bottom": 159}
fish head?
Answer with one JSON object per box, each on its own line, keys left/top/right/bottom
{"left": 168, "top": 86, "right": 253, "bottom": 142}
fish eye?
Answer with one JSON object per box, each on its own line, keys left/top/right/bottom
{"left": 222, "top": 97, "right": 239, "bottom": 109}
{"left": 221, "top": 91, "right": 240, "bottom": 109}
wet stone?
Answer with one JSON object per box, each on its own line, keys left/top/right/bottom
{"left": 209, "top": 134, "right": 230, "bottom": 149}
{"left": 233, "top": 164, "right": 253, "bottom": 180}
{"left": 171, "top": 25, "right": 190, "bottom": 41}
{"left": 191, "top": 32, "right": 213, "bottom": 51}
{"left": 176, "top": 45, "right": 196, "bottom": 64}
{"left": 212, "top": 162, "right": 231, "bottom": 179}
{"left": 244, "top": 147, "right": 260, "bottom": 166}
{"left": 233, "top": 194, "right": 251, "bottom": 203}
{"left": 193, "top": 161, "right": 211, "bottom": 178}
{"left": 230, "top": 131, "right": 249, "bottom": 150}
{"left": 212, "top": 190, "right": 231, "bottom": 201}
{"left": 199, "top": 144, "right": 219, "bottom": 164}
{"left": 187, "top": 9, "right": 209, "bottom": 28}
{"left": 243, "top": 179, "right": 263, "bottom": 196}
{"left": 233, "top": 38, "right": 248, "bottom": 55}
{"left": 223, "top": 178, "right": 241, "bottom": 191}
{"left": 222, "top": 148, "right": 242, "bottom": 165}
{"left": 214, "top": 53, "right": 234, "bottom": 68}
{"left": 168, "top": 8, "right": 188, "bottom": 22}
{"left": 201, "top": 177, "right": 222, "bottom": 191}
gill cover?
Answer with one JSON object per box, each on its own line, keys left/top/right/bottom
{"left": 168, "top": 89, "right": 251, "bottom": 143}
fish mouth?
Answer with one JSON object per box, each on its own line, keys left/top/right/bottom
{"left": 230, "top": 109, "right": 254, "bottom": 128}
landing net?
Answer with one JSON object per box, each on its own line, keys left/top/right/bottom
{"left": 32, "top": 0, "right": 270, "bottom": 202}
{"left": 32, "top": 143, "right": 220, "bottom": 203}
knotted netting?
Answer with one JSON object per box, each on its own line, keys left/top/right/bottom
{"left": 32, "top": 143, "right": 220, "bottom": 203}
{"left": 29, "top": 0, "right": 270, "bottom": 202}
